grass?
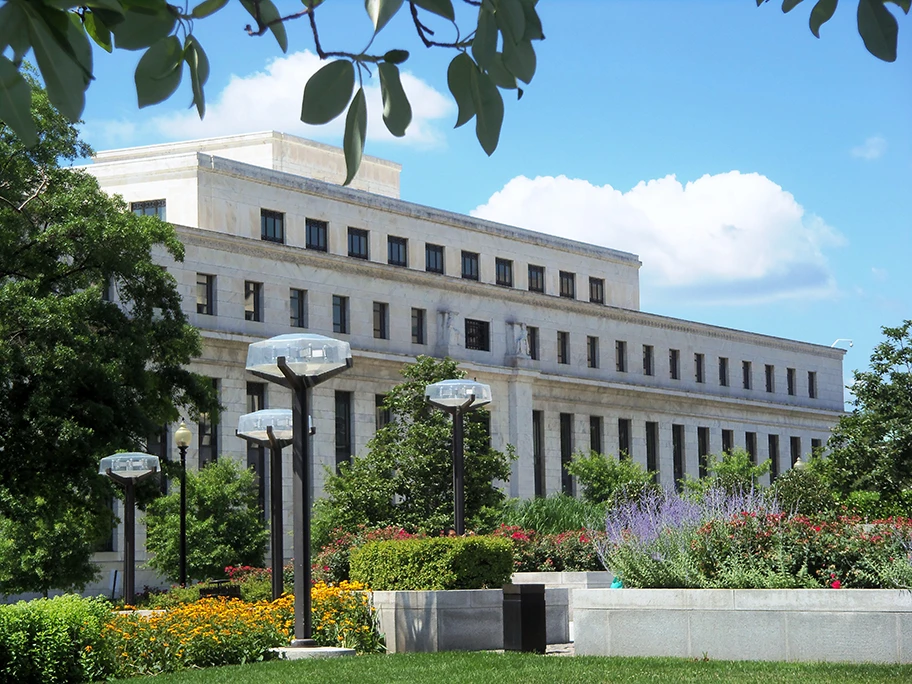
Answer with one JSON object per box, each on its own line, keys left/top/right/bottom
{"left": 117, "top": 651, "right": 912, "bottom": 683}
{"left": 499, "top": 494, "right": 607, "bottom": 534}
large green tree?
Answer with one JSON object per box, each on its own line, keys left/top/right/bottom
{"left": 825, "top": 320, "right": 912, "bottom": 512}
{"left": 0, "top": 75, "right": 216, "bottom": 594}
{"left": 0, "top": 1, "right": 906, "bottom": 182}
{"left": 312, "top": 356, "right": 514, "bottom": 546}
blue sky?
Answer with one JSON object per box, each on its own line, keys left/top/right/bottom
{"left": 78, "top": 1, "right": 911, "bottom": 402}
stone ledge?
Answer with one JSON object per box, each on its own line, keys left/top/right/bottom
{"left": 271, "top": 646, "right": 356, "bottom": 660}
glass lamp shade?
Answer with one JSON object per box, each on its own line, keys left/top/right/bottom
{"left": 174, "top": 421, "right": 192, "bottom": 448}
{"left": 246, "top": 333, "right": 352, "bottom": 380}
{"left": 425, "top": 379, "right": 493, "bottom": 409}
{"left": 237, "top": 409, "right": 294, "bottom": 442}
{"left": 99, "top": 453, "right": 160, "bottom": 478}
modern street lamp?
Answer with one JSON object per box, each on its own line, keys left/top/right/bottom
{"left": 99, "top": 452, "right": 160, "bottom": 606}
{"left": 237, "top": 408, "right": 293, "bottom": 600}
{"left": 246, "top": 333, "right": 352, "bottom": 647}
{"left": 425, "top": 379, "right": 493, "bottom": 535}
{"left": 174, "top": 421, "right": 192, "bottom": 588}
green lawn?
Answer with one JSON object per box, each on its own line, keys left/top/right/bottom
{"left": 118, "top": 652, "right": 912, "bottom": 683}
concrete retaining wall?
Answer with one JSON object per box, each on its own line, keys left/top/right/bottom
{"left": 574, "top": 589, "right": 912, "bottom": 663}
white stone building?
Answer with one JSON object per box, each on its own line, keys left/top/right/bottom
{"left": 83, "top": 131, "right": 844, "bottom": 583}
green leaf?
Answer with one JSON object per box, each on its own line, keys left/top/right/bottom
{"left": 472, "top": 8, "right": 497, "bottom": 70}
{"left": 487, "top": 52, "right": 516, "bottom": 89}
{"left": 494, "top": 0, "right": 525, "bottom": 44}
{"left": 809, "top": 0, "right": 838, "bottom": 38}
{"left": 85, "top": 0, "right": 125, "bottom": 14}
{"left": 781, "top": 0, "right": 805, "bottom": 12}
{"left": 447, "top": 52, "right": 476, "bottom": 128}
{"left": 886, "top": 0, "right": 910, "bottom": 14}
{"left": 84, "top": 12, "right": 113, "bottom": 53}
{"left": 239, "top": 0, "right": 287, "bottom": 53}
{"left": 517, "top": 0, "right": 544, "bottom": 41}
{"left": 378, "top": 62, "right": 412, "bottom": 137}
{"left": 857, "top": 0, "right": 898, "bottom": 61}
{"left": 469, "top": 67, "right": 503, "bottom": 156}
{"left": 365, "top": 0, "right": 404, "bottom": 34}
{"left": 191, "top": 0, "right": 229, "bottom": 19}
{"left": 184, "top": 35, "right": 209, "bottom": 118}
{"left": 502, "top": 38, "right": 535, "bottom": 84}
{"left": 22, "top": 5, "right": 88, "bottom": 121}
{"left": 343, "top": 87, "right": 367, "bottom": 185}
{"left": 301, "top": 60, "right": 355, "bottom": 125}
{"left": 0, "top": 1, "right": 31, "bottom": 64}
{"left": 134, "top": 36, "right": 183, "bottom": 108}
{"left": 412, "top": 0, "right": 455, "bottom": 21}
{"left": 0, "top": 55, "right": 36, "bottom": 146}
{"left": 383, "top": 49, "right": 410, "bottom": 64}
{"left": 111, "top": 5, "right": 176, "bottom": 50}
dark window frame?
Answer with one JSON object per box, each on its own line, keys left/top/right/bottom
{"left": 131, "top": 199, "right": 166, "bottom": 220}
{"left": 557, "top": 331, "right": 570, "bottom": 365}
{"left": 465, "top": 318, "right": 490, "bottom": 351}
{"left": 695, "top": 353, "right": 705, "bottom": 384}
{"left": 589, "top": 277, "right": 605, "bottom": 304}
{"left": 334, "top": 391, "right": 353, "bottom": 471}
{"left": 590, "top": 415, "right": 603, "bottom": 454}
{"left": 290, "top": 288, "right": 307, "bottom": 328}
{"left": 411, "top": 307, "right": 426, "bottom": 345}
{"left": 495, "top": 258, "right": 514, "bottom": 287}
{"left": 742, "top": 360, "right": 752, "bottom": 390}
{"left": 528, "top": 326, "right": 540, "bottom": 360}
{"left": 719, "top": 357, "right": 729, "bottom": 387}
{"left": 670, "top": 349, "right": 680, "bottom": 380}
{"left": 244, "top": 280, "right": 263, "bottom": 322}
{"left": 765, "top": 364, "right": 775, "bottom": 393}
{"left": 643, "top": 345, "right": 654, "bottom": 376}
{"left": 461, "top": 250, "right": 479, "bottom": 280}
{"left": 528, "top": 265, "right": 545, "bottom": 293}
{"left": 616, "top": 340, "right": 627, "bottom": 372}
{"left": 559, "top": 270, "right": 576, "bottom": 299}
{"left": 196, "top": 273, "right": 215, "bottom": 315}
{"left": 348, "top": 227, "right": 369, "bottom": 259}
{"left": 332, "top": 295, "right": 349, "bottom": 334}
{"left": 808, "top": 371, "right": 817, "bottom": 399}
{"left": 587, "top": 335, "right": 599, "bottom": 368}
{"left": 425, "top": 243, "right": 444, "bottom": 274}
{"left": 305, "top": 218, "right": 328, "bottom": 251}
{"left": 373, "top": 301, "right": 389, "bottom": 339}
{"left": 388, "top": 236, "right": 408, "bottom": 267}
{"left": 260, "top": 208, "right": 284, "bottom": 243}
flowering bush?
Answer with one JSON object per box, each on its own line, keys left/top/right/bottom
{"left": 311, "top": 581, "right": 386, "bottom": 653}
{"left": 313, "top": 525, "right": 418, "bottom": 583}
{"left": 489, "top": 525, "right": 604, "bottom": 572}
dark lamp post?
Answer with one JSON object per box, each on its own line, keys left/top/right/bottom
{"left": 174, "top": 421, "right": 192, "bottom": 588}
{"left": 237, "top": 408, "right": 293, "bottom": 600}
{"left": 425, "top": 379, "right": 493, "bottom": 536}
{"left": 246, "top": 333, "right": 352, "bottom": 648}
{"left": 99, "top": 452, "right": 160, "bottom": 606}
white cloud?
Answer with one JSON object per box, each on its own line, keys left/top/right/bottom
{"left": 86, "top": 51, "right": 452, "bottom": 149}
{"left": 851, "top": 135, "right": 887, "bottom": 160}
{"left": 472, "top": 172, "right": 844, "bottom": 304}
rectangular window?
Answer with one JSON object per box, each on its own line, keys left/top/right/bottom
{"left": 131, "top": 199, "right": 166, "bottom": 220}
{"left": 695, "top": 353, "right": 705, "bottom": 384}
{"left": 375, "top": 394, "right": 391, "bottom": 430}
{"left": 589, "top": 277, "right": 605, "bottom": 304}
{"left": 808, "top": 371, "right": 817, "bottom": 399}
{"left": 348, "top": 227, "right": 369, "bottom": 259}
{"left": 290, "top": 288, "right": 307, "bottom": 328}
{"left": 768, "top": 434, "right": 780, "bottom": 482}
{"left": 672, "top": 424, "right": 685, "bottom": 489}
{"left": 196, "top": 273, "right": 215, "bottom": 315}
{"left": 557, "top": 331, "right": 570, "bottom": 365}
{"left": 495, "top": 258, "right": 513, "bottom": 287}
{"left": 373, "top": 301, "right": 389, "bottom": 339}
{"left": 742, "top": 361, "right": 752, "bottom": 390}
{"left": 587, "top": 336, "right": 599, "bottom": 369}
{"left": 528, "top": 265, "right": 545, "bottom": 293}
{"left": 590, "top": 416, "right": 603, "bottom": 454}
{"left": 669, "top": 349, "right": 680, "bottom": 380}
{"left": 528, "top": 326, "right": 539, "bottom": 360}
{"left": 465, "top": 318, "right": 490, "bottom": 351}
{"left": 787, "top": 367, "right": 796, "bottom": 396}
{"left": 244, "top": 280, "right": 263, "bottom": 322}
{"left": 646, "top": 421, "right": 659, "bottom": 478}
{"left": 388, "top": 236, "right": 408, "bottom": 266}
{"left": 616, "top": 340, "right": 627, "bottom": 372}
{"left": 145, "top": 424, "right": 169, "bottom": 495}
{"left": 332, "top": 295, "right": 349, "bottom": 334}
{"left": 426, "top": 243, "right": 445, "bottom": 273}
{"left": 306, "top": 218, "right": 328, "bottom": 251}
{"left": 260, "top": 209, "right": 284, "bottom": 243}
{"left": 765, "top": 364, "right": 775, "bottom": 393}
{"left": 335, "top": 391, "right": 353, "bottom": 471}
{"left": 719, "top": 357, "right": 729, "bottom": 387}
{"left": 790, "top": 436, "right": 801, "bottom": 466}
{"left": 722, "top": 429, "right": 734, "bottom": 454}
{"left": 559, "top": 271, "right": 576, "bottom": 299}
{"left": 745, "top": 431, "right": 757, "bottom": 464}
{"left": 618, "top": 418, "right": 632, "bottom": 459}
{"left": 532, "top": 410, "right": 545, "bottom": 497}
{"left": 411, "top": 308, "right": 426, "bottom": 345}
{"left": 199, "top": 378, "right": 219, "bottom": 468}
{"left": 461, "top": 251, "right": 479, "bottom": 280}
{"left": 560, "top": 413, "right": 574, "bottom": 495}
{"left": 698, "top": 427, "right": 710, "bottom": 479}
{"left": 246, "top": 382, "right": 266, "bottom": 514}
{"left": 643, "top": 345, "right": 654, "bottom": 376}
{"left": 811, "top": 438, "right": 823, "bottom": 453}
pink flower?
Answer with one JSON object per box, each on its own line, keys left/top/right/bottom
{"left": 831, "top": 579, "right": 841, "bottom": 589}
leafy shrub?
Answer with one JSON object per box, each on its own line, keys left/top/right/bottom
{"left": 489, "top": 525, "right": 604, "bottom": 572}
{"left": 565, "top": 452, "right": 657, "bottom": 505}
{"left": 683, "top": 448, "right": 770, "bottom": 497}
{"left": 311, "top": 581, "right": 386, "bottom": 653}
{"left": 350, "top": 536, "right": 513, "bottom": 590}
{"left": 0, "top": 595, "right": 114, "bottom": 683}
{"left": 313, "top": 526, "right": 418, "bottom": 584}
{"left": 499, "top": 494, "right": 607, "bottom": 534}
{"left": 771, "top": 460, "right": 838, "bottom": 517}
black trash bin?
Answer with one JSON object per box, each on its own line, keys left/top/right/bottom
{"left": 502, "top": 583, "right": 546, "bottom": 653}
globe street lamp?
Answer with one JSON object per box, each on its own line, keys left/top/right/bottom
{"left": 99, "top": 452, "right": 160, "bottom": 606}
{"left": 246, "top": 333, "right": 352, "bottom": 647}
{"left": 174, "top": 421, "right": 192, "bottom": 588}
{"left": 237, "top": 409, "right": 293, "bottom": 600}
{"left": 425, "top": 379, "right": 493, "bottom": 535}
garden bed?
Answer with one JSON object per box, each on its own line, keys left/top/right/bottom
{"left": 573, "top": 588, "right": 912, "bottom": 663}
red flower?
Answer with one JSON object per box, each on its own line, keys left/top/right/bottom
{"left": 831, "top": 579, "right": 841, "bottom": 589}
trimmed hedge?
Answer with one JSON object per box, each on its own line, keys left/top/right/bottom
{"left": 350, "top": 537, "right": 513, "bottom": 590}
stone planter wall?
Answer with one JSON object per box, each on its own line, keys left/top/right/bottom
{"left": 574, "top": 589, "right": 912, "bottom": 663}
{"left": 372, "top": 588, "right": 569, "bottom": 653}
{"left": 512, "top": 571, "right": 613, "bottom": 620}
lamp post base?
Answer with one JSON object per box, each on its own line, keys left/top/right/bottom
{"left": 289, "top": 638, "right": 319, "bottom": 648}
